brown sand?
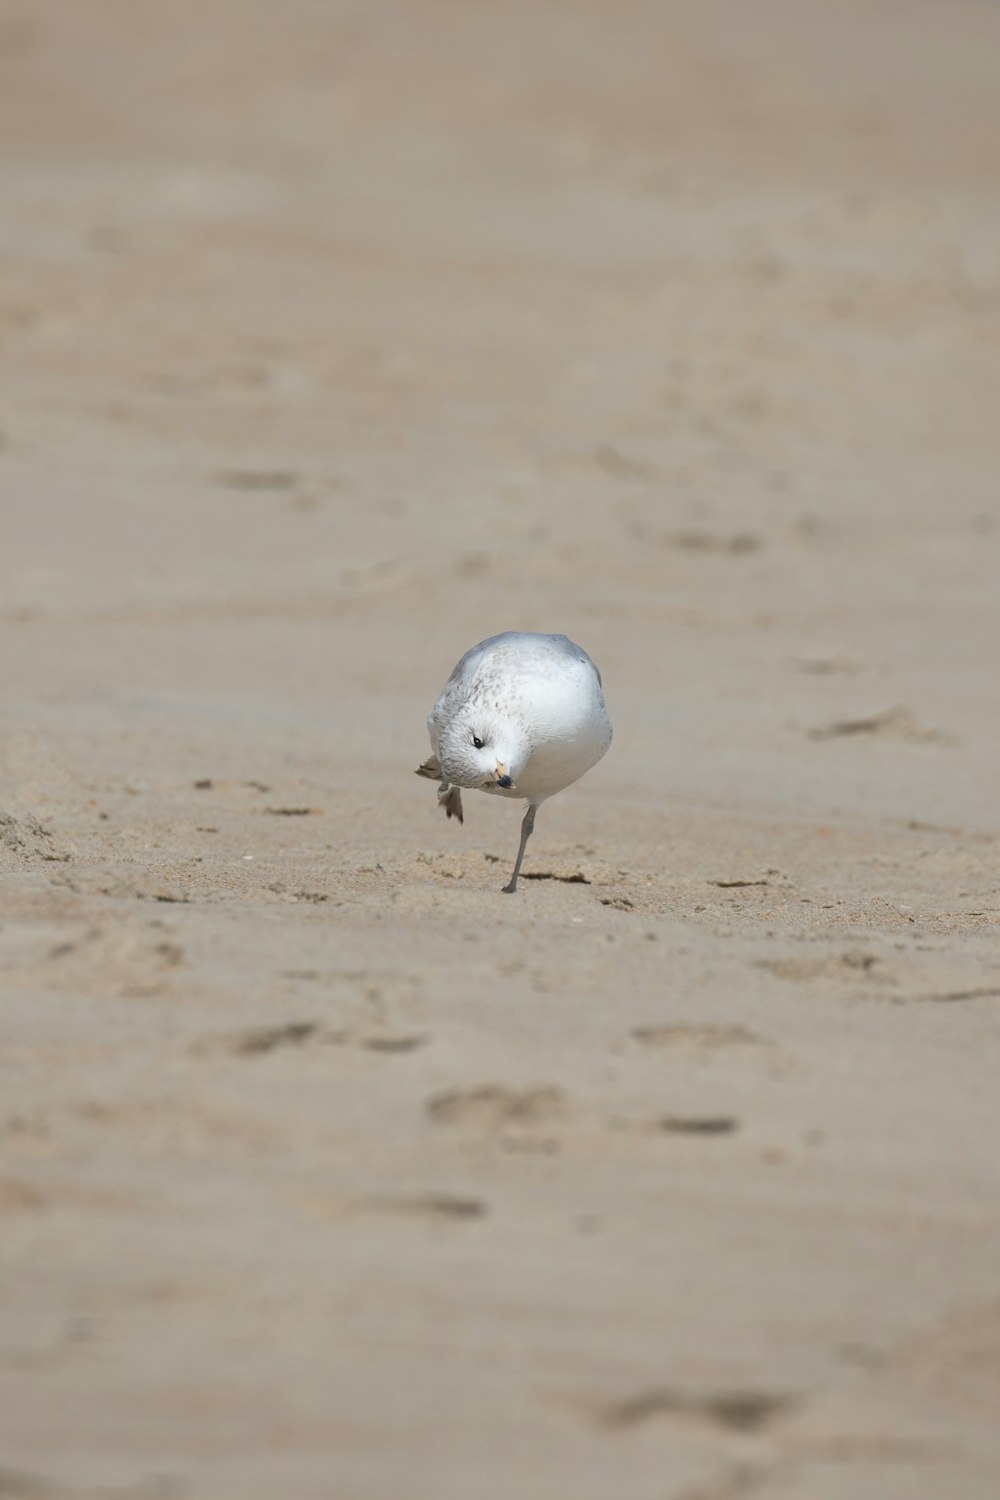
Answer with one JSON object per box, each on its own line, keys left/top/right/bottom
{"left": 2, "top": 2, "right": 999, "bottom": 1496}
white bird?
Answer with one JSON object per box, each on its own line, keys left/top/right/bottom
{"left": 415, "top": 631, "right": 612, "bottom": 893}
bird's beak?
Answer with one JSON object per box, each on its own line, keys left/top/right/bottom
{"left": 493, "top": 762, "right": 514, "bottom": 789}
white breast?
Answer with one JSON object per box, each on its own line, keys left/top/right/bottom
{"left": 506, "top": 654, "right": 612, "bottom": 802}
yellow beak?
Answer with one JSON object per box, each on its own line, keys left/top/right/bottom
{"left": 492, "top": 762, "right": 514, "bottom": 789}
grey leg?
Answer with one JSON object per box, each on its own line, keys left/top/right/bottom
{"left": 502, "top": 804, "right": 536, "bottom": 894}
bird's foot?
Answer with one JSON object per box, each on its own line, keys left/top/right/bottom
{"left": 437, "top": 783, "right": 463, "bottom": 822}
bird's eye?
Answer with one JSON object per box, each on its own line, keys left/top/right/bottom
{"left": 472, "top": 735, "right": 484, "bottom": 750}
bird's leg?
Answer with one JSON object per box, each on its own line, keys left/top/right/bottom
{"left": 501, "top": 803, "right": 536, "bottom": 894}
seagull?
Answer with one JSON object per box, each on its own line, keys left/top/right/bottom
{"left": 415, "top": 631, "right": 612, "bottom": 893}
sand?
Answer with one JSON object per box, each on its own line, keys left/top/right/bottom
{"left": 1, "top": 2, "right": 999, "bottom": 1496}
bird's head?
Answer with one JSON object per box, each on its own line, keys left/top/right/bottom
{"left": 438, "top": 709, "right": 528, "bottom": 792}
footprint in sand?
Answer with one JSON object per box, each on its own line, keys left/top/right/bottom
{"left": 426, "top": 1084, "right": 566, "bottom": 1131}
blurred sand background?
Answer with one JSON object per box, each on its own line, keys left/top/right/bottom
{"left": 2, "top": 2, "right": 999, "bottom": 1496}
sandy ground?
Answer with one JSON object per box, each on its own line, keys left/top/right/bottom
{"left": 2, "top": 2, "right": 999, "bottom": 1496}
